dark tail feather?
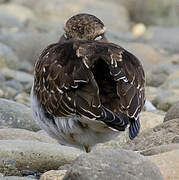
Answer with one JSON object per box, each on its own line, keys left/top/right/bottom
{"left": 98, "top": 106, "right": 129, "bottom": 131}
{"left": 129, "top": 117, "right": 140, "bottom": 140}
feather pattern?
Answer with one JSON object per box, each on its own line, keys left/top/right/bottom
{"left": 33, "top": 40, "right": 145, "bottom": 140}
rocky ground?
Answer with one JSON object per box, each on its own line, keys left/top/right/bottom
{"left": 0, "top": 0, "right": 179, "bottom": 179}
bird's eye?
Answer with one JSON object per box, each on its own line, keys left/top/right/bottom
{"left": 95, "top": 35, "right": 103, "bottom": 41}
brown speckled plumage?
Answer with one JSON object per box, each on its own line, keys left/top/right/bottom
{"left": 31, "top": 13, "right": 145, "bottom": 152}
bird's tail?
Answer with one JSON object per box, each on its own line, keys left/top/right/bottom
{"left": 129, "top": 117, "right": 140, "bottom": 140}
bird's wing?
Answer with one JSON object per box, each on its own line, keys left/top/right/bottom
{"left": 76, "top": 41, "right": 145, "bottom": 138}
{"left": 34, "top": 41, "right": 102, "bottom": 119}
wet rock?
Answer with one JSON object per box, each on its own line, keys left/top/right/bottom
{"left": 0, "top": 43, "right": 20, "bottom": 70}
{"left": 40, "top": 170, "right": 67, "bottom": 180}
{"left": 0, "top": 140, "right": 81, "bottom": 173}
{"left": 0, "top": 98, "right": 40, "bottom": 131}
{"left": 64, "top": 149, "right": 163, "bottom": 180}
{"left": 164, "top": 101, "right": 179, "bottom": 122}
{"left": 148, "top": 149, "right": 179, "bottom": 180}
{"left": 145, "top": 86, "right": 158, "bottom": 102}
{"left": 121, "top": 118, "right": 179, "bottom": 151}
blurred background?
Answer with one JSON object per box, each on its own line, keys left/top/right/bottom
{"left": 0, "top": 1, "right": 179, "bottom": 179}
{"left": 0, "top": 0, "right": 179, "bottom": 112}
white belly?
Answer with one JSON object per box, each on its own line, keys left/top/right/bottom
{"left": 30, "top": 87, "right": 120, "bottom": 150}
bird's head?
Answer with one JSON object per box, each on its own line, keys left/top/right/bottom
{"left": 60, "top": 13, "right": 107, "bottom": 42}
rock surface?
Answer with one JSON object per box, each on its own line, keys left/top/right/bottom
{"left": 0, "top": 128, "right": 57, "bottom": 144}
{"left": 164, "top": 101, "right": 179, "bottom": 122}
{"left": 63, "top": 149, "right": 163, "bottom": 180}
{"left": 122, "top": 118, "right": 179, "bottom": 151}
{"left": 0, "top": 140, "right": 81, "bottom": 173}
{"left": 140, "top": 144, "right": 179, "bottom": 156}
{"left": 148, "top": 150, "right": 179, "bottom": 180}
{"left": 0, "top": 98, "right": 39, "bottom": 131}
{"left": 40, "top": 170, "right": 67, "bottom": 180}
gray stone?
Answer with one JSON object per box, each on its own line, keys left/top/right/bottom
{"left": 0, "top": 177, "right": 31, "bottom": 180}
{"left": 0, "top": 12, "right": 22, "bottom": 29}
{"left": 140, "top": 144, "right": 179, "bottom": 156}
{"left": 64, "top": 149, "right": 163, "bottom": 180}
{"left": 1, "top": 68, "right": 33, "bottom": 84}
{"left": 0, "top": 98, "right": 40, "bottom": 131}
{"left": 0, "top": 43, "right": 20, "bottom": 70}
{"left": 0, "top": 4, "right": 36, "bottom": 24}
{"left": 144, "top": 27, "right": 179, "bottom": 54}
{"left": 0, "top": 140, "right": 81, "bottom": 173}
{"left": 0, "top": 32, "right": 59, "bottom": 63}
{"left": 14, "top": 92, "right": 30, "bottom": 107}
{"left": 5, "top": 80, "right": 24, "bottom": 92}
{"left": 0, "top": 128, "right": 57, "bottom": 144}
{"left": 152, "top": 89, "right": 179, "bottom": 111}
{"left": 121, "top": 0, "right": 179, "bottom": 26}
{"left": 164, "top": 101, "right": 179, "bottom": 122}
{"left": 121, "top": 118, "right": 179, "bottom": 152}
{"left": 0, "top": 158, "right": 20, "bottom": 176}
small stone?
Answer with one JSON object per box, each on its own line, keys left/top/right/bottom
{"left": 0, "top": 89, "right": 4, "bottom": 98}
{"left": 40, "top": 170, "right": 67, "bottom": 180}
{"left": 132, "top": 23, "right": 146, "bottom": 37}
{"left": 14, "top": 92, "right": 30, "bottom": 107}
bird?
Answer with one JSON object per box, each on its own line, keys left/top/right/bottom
{"left": 31, "top": 13, "right": 145, "bottom": 153}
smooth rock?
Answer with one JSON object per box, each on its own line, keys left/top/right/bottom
{"left": 0, "top": 177, "right": 32, "bottom": 180}
{"left": 121, "top": 118, "right": 179, "bottom": 151}
{"left": 152, "top": 89, "right": 179, "bottom": 111}
{"left": 121, "top": 0, "right": 179, "bottom": 26}
{"left": 140, "top": 144, "right": 179, "bottom": 156}
{"left": 148, "top": 150, "right": 179, "bottom": 180}
{"left": 63, "top": 149, "right": 163, "bottom": 180}
{"left": 40, "top": 170, "right": 67, "bottom": 180}
{"left": 0, "top": 32, "right": 59, "bottom": 63}
{"left": 0, "top": 98, "right": 40, "bottom": 131}
{"left": 140, "top": 111, "right": 164, "bottom": 130}
{"left": 0, "top": 128, "right": 57, "bottom": 144}
{"left": 0, "top": 140, "right": 81, "bottom": 173}
{"left": 0, "top": 158, "right": 20, "bottom": 176}
{"left": 145, "top": 86, "right": 158, "bottom": 102}
{"left": 0, "top": 43, "right": 20, "bottom": 70}
{"left": 164, "top": 101, "right": 179, "bottom": 122}
{"left": 1, "top": 68, "right": 33, "bottom": 84}
{"left": 14, "top": 92, "right": 30, "bottom": 107}
{"left": 0, "top": 4, "right": 36, "bottom": 24}
{"left": 5, "top": 80, "right": 24, "bottom": 92}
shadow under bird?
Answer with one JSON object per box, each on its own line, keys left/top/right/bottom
{"left": 31, "top": 13, "right": 145, "bottom": 153}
